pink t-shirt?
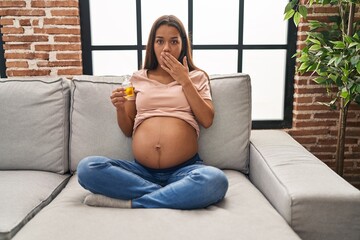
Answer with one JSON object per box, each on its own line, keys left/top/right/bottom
{"left": 129, "top": 69, "right": 212, "bottom": 137}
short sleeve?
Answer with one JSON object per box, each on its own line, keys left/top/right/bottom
{"left": 190, "top": 70, "right": 212, "bottom": 100}
{"left": 129, "top": 69, "right": 146, "bottom": 101}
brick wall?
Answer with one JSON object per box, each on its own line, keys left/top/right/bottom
{"left": 0, "top": 0, "right": 82, "bottom": 77}
{"left": 287, "top": 4, "right": 360, "bottom": 189}
{"left": 0, "top": 1, "right": 359, "bottom": 188}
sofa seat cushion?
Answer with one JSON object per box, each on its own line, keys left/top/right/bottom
{"left": 12, "top": 171, "right": 300, "bottom": 240}
{"left": 70, "top": 74, "right": 251, "bottom": 174}
{"left": 0, "top": 171, "right": 70, "bottom": 240}
{"left": 0, "top": 77, "right": 70, "bottom": 173}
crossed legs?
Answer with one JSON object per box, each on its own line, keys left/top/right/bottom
{"left": 77, "top": 156, "right": 228, "bottom": 209}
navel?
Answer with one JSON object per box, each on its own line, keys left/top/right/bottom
{"left": 154, "top": 143, "right": 161, "bottom": 168}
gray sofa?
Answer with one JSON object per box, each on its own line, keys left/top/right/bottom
{"left": 0, "top": 74, "right": 359, "bottom": 240}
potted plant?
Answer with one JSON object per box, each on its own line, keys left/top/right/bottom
{"left": 284, "top": 0, "right": 360, "bottom": 176}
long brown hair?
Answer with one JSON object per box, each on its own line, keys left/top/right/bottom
{"left": 143, "top": 15, "right": 205, "bottom": 75}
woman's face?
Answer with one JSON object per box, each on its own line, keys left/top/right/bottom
{"left": 153, "top": 25, "right": 183, "bottom": 67}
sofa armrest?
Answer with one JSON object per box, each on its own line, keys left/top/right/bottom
{"left": 249, "top": 130, "right": 360, "bottom": 240}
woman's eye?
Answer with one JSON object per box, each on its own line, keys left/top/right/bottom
{"left": 156, "top": 39, "right": 163, "bottom": 44}
{"left": 171, "top": 40, "right": 178, "bottom": 44}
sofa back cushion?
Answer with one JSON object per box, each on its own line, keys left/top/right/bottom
{"left": 69, "top": 76, "right": 133, "bottom": 172}
{"left": 70, "top": 73, "right": 251, "bottom": 174}
{"left": 199, "top": 74, "right": 251, "bottom": 173}
{"left": 0, "top": 77, "right": 70, "bottom": 174}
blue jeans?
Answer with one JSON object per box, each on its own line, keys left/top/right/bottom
{"left": 77, "top": 153, "right": 228, "bottom": 209}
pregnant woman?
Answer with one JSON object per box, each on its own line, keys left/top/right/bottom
{"left": 77, "top": 15, "right": 228, "bottom": 209}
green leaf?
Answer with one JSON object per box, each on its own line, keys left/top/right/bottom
{"left": 284, "top": 2, "right": 293, "bottom": 13}
{"left": 355, "top": 95, "right": 360, "bottom": 105}
{"left": 357, "top": 61, "right": 360, "bottom": 74}
{"left": 284, "top": 9, "right": 295, "bottom": 21}
{"left": 307, "top": 31, "right": 324, "bottom": 41}
{"left": 349, "top": 42, "right": 358, "bottom": 48}
{"left": 292, "top": 52, "right": 299, "bottom": 58}
{"left": 308, "top": 20, "right": 323, "bottom": 30}
{"left": 337, "top": 42, "right": 346, "bottom": 49}
{"left": 330, "top": 41, "right": 346, "bottom": 49}
{"left": 344, "top": 35, "right": 353, "bottom": 44}
{"left": 341, "top": 75, "right": 348, "bottom": 83}
{"left": 301, "top": 46, "right": 309, "bottom": 54}
{"left": 350, "top": 83, "right": 357, "bottom": 95}
{"left": 307, "top": 63, "right": 318, "bottom": 72}
{"left": 351, "top": 56, "right": 359, "bottom": 66}
{"left": 328, "top": 57, "right": 337, "bottom": 66}
{"left": 298, "top": 62, "right": 310, "bottom": 72}
{"left": 309, "top": 44, "right": 321, "bottom": 51}
{"left": 335, "top": 56, "right": 342, "bottom": 67}
{"left": 309, "top": 38, "right": 321, "bottom": 45}
{"left": 354, "top": 32, "right": 360, "bottom": 40}
{"left": 293, "top": 12, "right": 301, "bottom": 26}
{"left": 341, "top": 88, "right": 349, "bottom": 99}
{"left": 291, "top": 0, "right": 298, "bottom": 6}
{"left": 329, "top": 74, "right": 338, "bottom": 82}
{"left": 313, "top": 77, "right": 327, "bottom": 84}
{"left": 298, "top": 54, "right": 309, "bottom": 62}
{"left": 284, "top": 1, "right": 297, "bottom": 14}
{"left": 298, "top": 5, "right": 308, "bottom": 18}
{"left": 317, "top": 70, "right": 328, "bottom": 77}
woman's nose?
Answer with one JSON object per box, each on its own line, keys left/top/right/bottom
{"left": 163, "top": 42, "right": 170, "bottom": 52}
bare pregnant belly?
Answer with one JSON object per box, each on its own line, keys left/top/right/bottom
{"left": 132, "top": 117, "right": 198, "bottom": 169}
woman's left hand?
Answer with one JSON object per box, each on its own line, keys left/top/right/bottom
{"left": 160, "top": 52, "right": 190, "bottom": 86}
